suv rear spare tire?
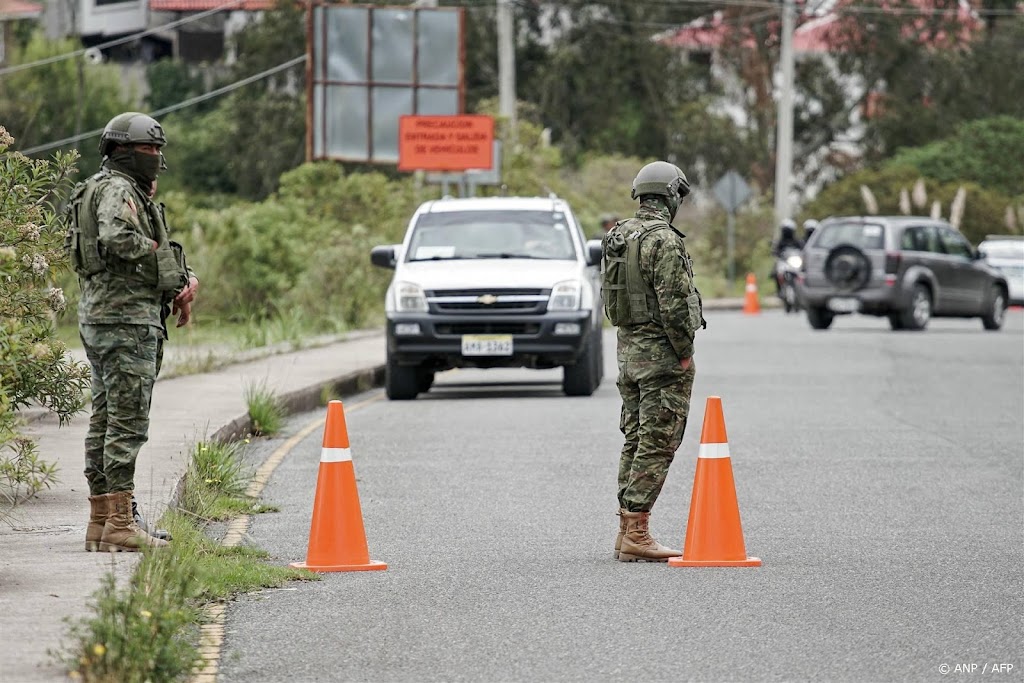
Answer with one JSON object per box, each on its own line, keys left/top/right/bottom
{"left": 824, "top": 244, "right": 872, "bottom": 292}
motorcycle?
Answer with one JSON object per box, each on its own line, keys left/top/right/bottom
{"left": 774, "top": 247, "right": 804, "bottom": 313}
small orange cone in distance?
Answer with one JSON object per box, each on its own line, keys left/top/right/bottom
{"left": 669, "top": 396, "right": 761, "bottom": 568}
{"left": 290, "top": 400, "right": 387, "bottom": 572}
{"left": 742, "top": 273, "right": 761, "bottom": 314}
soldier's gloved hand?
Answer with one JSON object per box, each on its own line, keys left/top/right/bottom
{"left": 173, "top": 300, "right": 192, "bottom": 327}
{"left": 680, "top": 356, "right": 693, "bottom": 370}
{"left": 174, "top": 276, "right": 199, "bottom": 306}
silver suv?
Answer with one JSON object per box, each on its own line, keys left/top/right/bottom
{"left": 370, "top": 195, "right": 605, "bottom": 399}
{"left": 797, "top": 216, "right": 1010, "bottom": 331}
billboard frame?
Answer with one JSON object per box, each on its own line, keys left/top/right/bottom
{"left": 305, "top": 2, "right": 466, "bottom": 164}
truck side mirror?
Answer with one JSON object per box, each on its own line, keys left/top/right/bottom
{"left": 586, "top": 240, "right": 603, "bottom": 266}
{"left": 371, "top": 245, "right": 398, "bottom": 269}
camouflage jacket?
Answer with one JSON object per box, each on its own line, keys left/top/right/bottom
{"left": 615, "top": 198, "right": 701, "bottom": 363}
{"left": 77, "top": 167, "right": 172, "bottom": 327}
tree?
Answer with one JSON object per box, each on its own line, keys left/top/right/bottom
{"left": 528, "top": 3, "right": 709, "bottom": 162}
{"left": 890, "top": 116, "right": 1024, "bottom": 198}
{"left": 156, "top": 0, "right": 307, "bottom": 199}
{"left": 0, "top": 32, "right": 134, "bottom": 179}
{"left": 0, "top": 129, "right": 91, "bottom": 509}
{"left": 821, "top": 1, "right": 1023, "bottom": 161}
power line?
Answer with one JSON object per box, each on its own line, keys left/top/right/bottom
{"left": 643, "top": 0, "right": 1022, "bottom": 18}
{"left": 0, "top": 0, "right": 248, "bottom": 77}
{"left": 16, "top": 55, "right": 307, "bottom": 156}
{"left": 516, "top": 0, "right": 1022, "bottom": 18}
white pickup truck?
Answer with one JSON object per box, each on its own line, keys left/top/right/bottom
{"left": 370, "top": 195, "right": 605, "bottom": 400}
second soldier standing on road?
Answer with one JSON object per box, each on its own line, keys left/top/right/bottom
{"left": 601, "top": 161, "right": 704, "bottom": 562}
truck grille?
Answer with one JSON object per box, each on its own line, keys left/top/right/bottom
{"left": 427, "top": 288, "right": 549, "bottom": 314}
{"left": 435, "top": 322, "right": 541, "bottom": 336}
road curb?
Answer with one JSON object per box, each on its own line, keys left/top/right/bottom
{"left": 210, "top": 365, "right": 387, "bottom": 444}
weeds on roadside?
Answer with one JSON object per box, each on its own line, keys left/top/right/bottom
{"left": 57, "top": 436, "right": 315, "bottom": 681}
{"left": 59, "top": 546, "right": 201, "bottom": 683}
{"left": 243, "top": 380, "right": 284, "bottom": 437}
{"left": 180, "top": 440, "right": 251, "bottom": 521}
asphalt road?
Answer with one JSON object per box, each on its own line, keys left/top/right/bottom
{"left": 219, "top": 310, "right": 1024, "bottom": 683}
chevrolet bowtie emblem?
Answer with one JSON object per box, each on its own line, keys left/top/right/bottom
{"left": 477, "top": 294, "right": 498, "bottom": 305}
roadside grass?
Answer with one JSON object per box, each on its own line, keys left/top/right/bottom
{"left": 243, "top": 380, "right": 285, "bottom": 437}
{"left": 57, "top": 437, "right": 315, "bottom": 682}
{"left": 57, "top": 311, "right": 347, "bottom": 355}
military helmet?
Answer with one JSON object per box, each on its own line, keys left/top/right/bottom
{"left": 631, "top": 161, "right": 691, "bottom": 201}
{"left": 99, "top": 112, "right": 166, "bottom": 155}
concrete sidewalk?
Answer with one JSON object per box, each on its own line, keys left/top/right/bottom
{"left": 0, "top": 296, "right": 769, "bottom": 681}
{"left": 0, "top": 330, "right": 387, "bottom": 683}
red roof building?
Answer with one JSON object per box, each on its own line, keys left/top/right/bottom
{"left": 150, "top": 0, "right": 273, "bottom": 11}
{"left": 0, "top": 0, "right": 42, "bottom": 20}
{"left": 659, "top": 0, "right": 984, "bottom": 55}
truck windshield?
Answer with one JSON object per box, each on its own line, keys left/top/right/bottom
{"left": 406, "top": 210, "right": 577, "bottom": 261}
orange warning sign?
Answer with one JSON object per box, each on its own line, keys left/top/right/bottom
{"left": 398, "top": 115, "right": 494, "bottom": 172}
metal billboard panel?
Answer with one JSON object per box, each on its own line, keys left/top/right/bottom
{"left": 417, "top": 10, "right": 460, "bottom": 86}
{"left": 326, "top": 7, "right": 368, "bottom": 82}
{"left": 308, "top": 3, "right": 464, "bottom": 165}
{"left": 372, "top": 9, "right": 414, "bottom": 83}
{"left": 372, "top": 87, "right": 415, "bottom": 163}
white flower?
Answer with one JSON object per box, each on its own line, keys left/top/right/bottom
{"left": 31, "top": 254, "right": 49, "bottom": 276}
{"left": 48, "top": 287, "right": 66, "bottom": 312}
{"left": 22, "top": 223, "right": 41, "bottom": 241}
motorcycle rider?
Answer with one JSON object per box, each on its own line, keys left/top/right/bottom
{"left": 771, "top": 218, "right": 803, "bottom": 257}
{"left": 770, "top": 219, "right": 803, "bottom": 297}
{"left": 803, "top": 218, "right": 820, "bottom": 244}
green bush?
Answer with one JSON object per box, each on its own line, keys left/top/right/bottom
{"left": 0, "top": 129, "right": 90, "bottom": 512}
{"left": 802, "top": 165, "right": 1018, "bottom": 245}
{"left": 889, "top": 116, "right": 1024, "bottom": 198}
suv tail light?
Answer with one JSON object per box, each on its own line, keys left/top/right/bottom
{"left": 884, "top": 252, "right": 902, "bottom": 274}
{"left": 884, "top": 251, "right": 901, "bottom": 286}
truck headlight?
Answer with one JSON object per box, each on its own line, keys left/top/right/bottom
{"left": 391, "top": 281, "right": 428, "bottom": 313}
{"left": 548, "top": 280, "right": 581, "bottom": 311}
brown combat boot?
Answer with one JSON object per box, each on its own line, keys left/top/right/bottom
{"left": 85, "top": 494, "right": 109, "bottom": 551}
{"left": 614, "top": 508, "right": 627, "bottom": 559}
{"left": 618, "top": 510, "right": 681, "bottom": 563}
{"left": 99, "top": 491, "right": 169, "bottom": 552}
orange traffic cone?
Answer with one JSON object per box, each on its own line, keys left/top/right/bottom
{"left": 669, "top": 396, "right": 761, "bottom": 567}
{"left": 290, "top": 400, "right": 387, "bottom": 572}
{"left": 742, "top": 273, "right": 761, "bottom": 314}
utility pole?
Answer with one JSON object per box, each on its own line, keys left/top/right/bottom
{"left": 773, "top": 0, "right": 796, "bottom": 231}
{"left": 497, "top": 0, "right": 517, "bottom": 140}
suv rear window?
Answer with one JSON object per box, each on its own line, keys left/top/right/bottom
{"left": 815, "top": 222, "right": 886, "bottom": 250}
{"left": 407, "top": 210, "right": 577, "bottom": 261}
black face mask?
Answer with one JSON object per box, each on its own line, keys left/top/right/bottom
{"left": 108, "top": 149, "right": 163, "bottom": 187}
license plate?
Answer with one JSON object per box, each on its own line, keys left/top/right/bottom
{"left": 828, "top": 297, "right": 861, "bottom": 313}
{"left": 461, "top": 334, "right": 513, "bottom": 356}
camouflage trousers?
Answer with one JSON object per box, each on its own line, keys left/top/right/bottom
{"left": 616, "top": 357, "right": 695, "bottom": 512}
{"left": 81, "top": 323, "right": 164, "bottom": 495}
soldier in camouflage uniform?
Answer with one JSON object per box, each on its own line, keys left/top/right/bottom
{"left": 601, "top": 161, "right": 704, "bottom": 562}
{"left": 67, "top": 112, "right": 199, "bottom": 552}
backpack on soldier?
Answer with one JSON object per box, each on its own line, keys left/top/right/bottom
{"left": 63, "top": 171, "right": 111, "bottom": 278}
{"left": 601, "top": 219, "right": 670, "bottom": 326}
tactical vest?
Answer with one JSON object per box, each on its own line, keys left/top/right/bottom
{"left": 65, "top": 170, "right": 184, "bottom": 294}
{"left": 601, "top": 219, "right": 670, "bottom": 326}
